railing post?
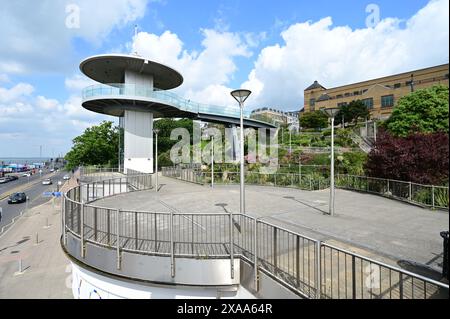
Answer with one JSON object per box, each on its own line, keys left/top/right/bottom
{"left": 86, "top": 184, "right": 89, "bottom": 202}
{"left": 170, "top": 211, "right": 175, "bottom": 278}
{"left": 116, "top": 209, "right": 121, "bottom": 270}
{"left": 273, "top": 228, "right": 278, "bottom": 270}
{"left": 94, "top": 207, "right": 98, "bottom": 241}
{"left": 432, "top": 186, "right": 435, "bottom": 209}
{"left": 408, "top": 182, "right": 412, "bottom": 201}
{"left": 135, "top": 212, "right": 138, "bottom": 250}
{"left": 62, "top": 196, "right": 67, "bottom": 246}
{"left": 296, "top": 235, "right": 300, "bottom": 287}
{"left": 102, "top": 180, "right": 105, "bottom": 198}
{"left": 315, "top": 240, "right": 321, "bottom": 299}
{"left": 352, "top": 255, "right": 356, "bottom": 299}
{"left": 107, "top": 209, "right": 111, "bottom": 246}
{"left": 80, "top": 203, "right": 85, "bottom": 258}
{"left": 154, "top": 214, "right": 158, "bottom": 252}
{"left": 229, "top": 211, "right": 234, "bottom": 279}
{"left": 310, "top": 176, "right": 312, "bottom": 190}
{"left": 387, "top": 179, "right": 390, "bottom": 195}
{"left": 253, "top": 218, "right": 259, "bottom": 292}
{"left": 399, "top": 273, "right": 404, "bottom": 299}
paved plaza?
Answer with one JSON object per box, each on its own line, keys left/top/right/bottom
{"left": 92, "top": 175, "right": 448, "bottom": 276}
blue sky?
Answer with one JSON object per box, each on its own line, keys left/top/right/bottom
{"left": 0, "top": 0, "right": 448, "bottom": 157}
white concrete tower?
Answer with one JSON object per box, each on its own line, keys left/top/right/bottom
{"left": 80, "top": 54, "right": 183, "bottom": 173}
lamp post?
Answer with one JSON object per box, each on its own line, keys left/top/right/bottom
{"left": 322, "top": 107, "right": 340, "bottom": 216}
{"left": 153, "top": 129, "right": 160, "bottom": 192}
{"left": 231, "top": 89, "right": 251, "bottom": 215}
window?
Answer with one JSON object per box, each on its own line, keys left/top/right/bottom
{"left": 394, "top": 83, "right": 401, "bottom": 89}
{"left": 336, "top": 94, "right": 343, "bottom": 99}
{"left": 354, "top": 91, "right": 360, "bottom": 95}
{"left": 361, "top": 98, "right": 374, "bottom": 109}
{"left": 344, "top": 93, "right": 351, "bottom": 97}
{"left": 381, "top": 95, "right": 394, "bottom": 108}
{"left": 337, "top": 102, "right": 348, "bottom": 108}
{"left": 362, "top": 89, "right": 368, "bottom": 94}
{"left": 309, "top": 98, "right": 316, "bottom": 107}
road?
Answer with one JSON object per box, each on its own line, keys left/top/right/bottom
{"left": 0, "top": 170, "right": 68, "bottom": 229}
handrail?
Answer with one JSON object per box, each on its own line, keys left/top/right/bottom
{"left": 82, "top": 83, "right": 252, "bottom": 119}
{"left": 62, "top": 172, "right": 449, "bottom": 299}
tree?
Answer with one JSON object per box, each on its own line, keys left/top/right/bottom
{"left": 384, "top": 85, "right": 449, "bottom": 137}
{"left": 300, "top": 111, "right": 328, "bottom": 129}
{"left": 65, "top": 121, "right": 119, "bottom": 170}
{"left": 336, "top": 100, "right": 370, "bottom": 127}
{"left": 364, "top": 130, "right": 449, "bottom": 185}
{"left": 153, "top": 118, "right": 195, "bottom": 154}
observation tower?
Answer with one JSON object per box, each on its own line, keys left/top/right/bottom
{"left": 80, "top": 53, "right": 274, "bottom": 174}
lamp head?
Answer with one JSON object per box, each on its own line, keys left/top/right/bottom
{"left": 230, "top": 89, "right": 252, "bottom": 105}
{"left": 321, "top": 107, "right": 340, "bottom": 119}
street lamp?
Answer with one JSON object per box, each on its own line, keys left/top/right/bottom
{"left": 230, "top": 89, "right": 251, "bottom": 215}
{"left": 321, "top": 107, "right": 340, "bottom": 216}
{"left": 153, "top": 128, "right": 160, "bottom": 192}
{"left": 204, "top": 131, "right": 215, "bottom": 188}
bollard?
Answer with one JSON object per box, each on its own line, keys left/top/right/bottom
{"left": 35, "top": 232, "right": 39, "bottom": 244}
{"left": 18, "top": 259, "right": 23, "bottom": 273}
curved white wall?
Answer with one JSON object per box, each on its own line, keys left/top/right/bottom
{"left": 71, "top": 262, "right": 255, "bottom": 299}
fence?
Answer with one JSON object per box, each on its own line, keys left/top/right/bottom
{"left": 336, "top": 175, "right": 449, "bottom": 210}
{"left": 162, "top": 166, "right": 330, "bottom": 191}
{"left": 62, "top": 174, "right": 449, "bottom": 299}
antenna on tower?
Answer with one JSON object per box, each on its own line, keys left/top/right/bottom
{"left": 133, "top": 24, "right": 140, "bottom": 56}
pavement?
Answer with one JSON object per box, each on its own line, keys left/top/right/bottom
{"left": 93, "top": 175, "right": 449, "bottom": 275}
{"left": 0, "top": 173, "right": 78, "bottom": 299}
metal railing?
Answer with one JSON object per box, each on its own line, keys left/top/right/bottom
{"left": 62, "top": 174, "right": 449, "bottom": 299}
{"left": 161, "top": 166, "right": 330, "bottom": 191}
{"left": 82, "top": 83, "right": 253, "bottom": 119}
{"left": 336, "top": 175, "right": 449, "bottom": 209}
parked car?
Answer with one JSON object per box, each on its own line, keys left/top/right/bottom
{"left": 22, "top": 172, "right": 31, "bottom": 177}
{"left": 8, "top": 192, "right": 27, "bottom": 204}
{"left": 42, "top": 178, "right": 52, "bottom": 185}
{"left": 0, "top": 177, "right": 8, "bottom": 184}
{"left": 63, "top": 174, "right": 70, "bottom": 180}
{"left": 6, "top": 175, "right": 18, "bottom": 181}
{"left": 50, "top": 168, "right": 55, "bottom": 172}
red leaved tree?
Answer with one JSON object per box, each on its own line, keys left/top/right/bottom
{"left": 365, "top": 130, "right": 449, "bottom": 185}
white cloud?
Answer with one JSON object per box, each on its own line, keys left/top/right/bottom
{"left": 0, "top": 74, "right": 10, "bottom": 83}
{"left": 131, "top": 28, "right": 252, "bottom": 94}
{"left": 0, "top": 0, "right": 150, "bottom": 74}
{"left": 242, "top": 0, "right": 449, "bottom": 110}
{"left": 65, "top": 73, "right": 97, "bottom": 92}
{"left": 0, "top": 83, "right": 34, "bottom": 103}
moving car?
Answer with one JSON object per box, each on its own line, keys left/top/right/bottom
{"left": 42, "top": 178, "right": 52, "bottom": 185}
{"left": 0, "top": 177, "right": 8, "bottom": 184}
{"left": 8, "top": 192, "right": 27, "bottom": 204}
{"left": 22, "top": 172, "right": 31, "bottom": 177}
{"left": 63, "top": 174, "right": 70, "bottom": 180}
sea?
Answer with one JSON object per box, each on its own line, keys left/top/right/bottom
{"left": 0, "top": 157, "right": 51, "bottom": 165}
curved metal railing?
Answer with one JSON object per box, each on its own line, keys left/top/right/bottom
{"left": 82, "top": 83, "right": 252, "bottom": 119}
{"left": 62, "top": 173, "right": 449, "bottom": 299}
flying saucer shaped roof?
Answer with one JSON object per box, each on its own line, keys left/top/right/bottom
{"left": 80, "top": 54, "right": 183, "bottom": 90}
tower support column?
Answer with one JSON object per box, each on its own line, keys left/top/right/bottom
{"left": 123, "top": 110, "right": 153, "bottom": 174}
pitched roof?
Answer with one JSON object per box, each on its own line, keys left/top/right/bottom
{"left": 305, "top": 80, "right": 326, "bottom": 91}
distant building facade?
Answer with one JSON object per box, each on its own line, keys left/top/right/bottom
{"left": 251, "top": 107, "right": 300, "bottom": 130}
{"left": 304, "top": 64, "right": 449, "bottom": 120}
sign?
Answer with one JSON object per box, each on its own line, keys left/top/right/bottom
{"left": 43, "top": 191, "right": 62, "bottom": 197}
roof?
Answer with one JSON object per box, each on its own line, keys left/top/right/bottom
{"left": 305, "top": 80, "right": 326, "bottom": 91}
{"left": 80, "top": 54, "right": 183, "bottom": 90}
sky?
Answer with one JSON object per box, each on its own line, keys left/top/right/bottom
{"left": 0, "top": 0, "right": 448, "bottom": 158}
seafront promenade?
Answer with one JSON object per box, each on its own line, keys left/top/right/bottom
{"left": 0, "top": 174, "right": 78, "bottom": 298}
